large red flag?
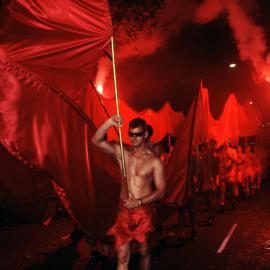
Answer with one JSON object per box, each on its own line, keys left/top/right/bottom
{"left": 1, "top": 0, "right": 112, "bottom": 112}
{"left": 164, "top": 84, "right": 209, "bottom": 206}
{"left": 163, "top": 82, "right": 262, "bottom": 206}
{"left": 0, "top": 0, "right": 122, "bottom": 238}
{"left": 88, "top": 87, "right": 185, "bottom": 143}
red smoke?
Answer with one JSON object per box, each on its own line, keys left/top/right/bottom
{"left": 96, "top": 0, "right": 270, "bottom": 99}
{"left": 95, "top": 0, "right": 197, "bottom": 94}
{"left": 195, "top": 0, "right": 270, "bottom": 84}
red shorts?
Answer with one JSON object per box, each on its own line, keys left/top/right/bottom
{"left": 107, "top": 202, "right": 155, "bottom": 250}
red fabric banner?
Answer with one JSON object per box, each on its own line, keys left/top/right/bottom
{"left": 0, "top": 144, "right": 52, "bottom": 222}
{"left": 88, "top": 87, "right": 185, "bottom": 143}
{"left": 0, "top": 0, "right": 121, "bottom": 238}
{"left": 164, "top": 99, "right": 196, "bottom": 205}
{"left": 164, "top": 83, "right": 262, "bottom": 205}
{"left": 164, "top": 85, "right": 209, "bottom": 205}
{"left": 1, "top": 0, "right": 112, "bottom": 113}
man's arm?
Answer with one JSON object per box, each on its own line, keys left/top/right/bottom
{"left": 153, "top": 143, "right": 163, "bottom": 158}
{"left": 146, "top": 158, "right": 166, "bottom": 202}
{"left": 92, "top": 115, "right": 122, "bottom": 157}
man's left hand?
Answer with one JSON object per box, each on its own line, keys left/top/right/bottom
{"left": 124, "top": 198, "right": 141, "bottom": 209}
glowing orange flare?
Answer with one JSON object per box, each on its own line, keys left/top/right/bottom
{"left": 229, "top": 63, "right": 236, "bottom": 68}
{"left": 96, "top": 84, "right": 103, "bottom": 94}
{"left": 265, "top": 76, "right": 270, "bottom": 82}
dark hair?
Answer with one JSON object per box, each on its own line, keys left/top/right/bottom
{"left": 216, "top": 144, "right": 225, "bottom": 152}
{"left": 209, "top": 139, "right": 217, "bottom": 145}
{"left": 198, "top": 143, "right": 207, "bottom": 152}
{"left": 129, "top": 118, "right": 146, "bottom": 132}
{"left": 146, "top": 124, "right": 153, "bottom": 138}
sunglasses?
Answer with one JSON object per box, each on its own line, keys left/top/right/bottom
{"left": 128, "top": 131, "right": 144, "bottom": 137}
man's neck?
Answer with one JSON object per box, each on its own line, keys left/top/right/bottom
{"left": 132, "top": 144, "right": 146, "bottom": 155}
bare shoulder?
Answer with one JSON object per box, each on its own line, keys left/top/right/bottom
{"left": 146, "top": 151, "right": 163, "bottom": 168}
{"left": 114, "top": 142, "right": 131, "bottom": 157}
{"left": 153, "top": 156, "right": 164, "bottom": 168}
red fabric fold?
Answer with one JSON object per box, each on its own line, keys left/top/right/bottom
{"left": 0, "top": 57, "right": 121, "bottom": 237}
{"left": 107, "top": 203, "right": 155, "bottom": 249}
{"left": 89, "top": 87, "right": 185, "bottom": 143}
{"left": 164, "top": 83, "right": 262, "bottom": 205}
{"left": 1, "top": 0, "right": 112, "bottom": 113}
{"left": 0, "top": 0, "right": 122, "bottom": 238}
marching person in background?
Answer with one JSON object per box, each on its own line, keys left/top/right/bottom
{"left": 236, "top": 145, "right": 247, "bottom": 198}
{"left": 92, "top": 116, "right": 166, "bottom": 270}
{"left": 245, "top": 145, "right": 256, "bottom": 196}
{"left": 207, "top": 139, "right": 220, "bottom": 225}
{"left": 218, "top": 143, "right": 238, "bottom": 212}
{"left": 177, "top": 144, "right": 198, "bottom": 246}
{"left": 145, "top": 124, "right": 163, "bottom": 158}
{"left": 197, "top": 142, "right": 217, "bottom": 225}
{"left": 254, "top": 145, "right": 263, "bottom": 191}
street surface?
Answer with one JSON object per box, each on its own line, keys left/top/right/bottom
{"left": 0, "top": 182, "right": 270, "bottom": 270}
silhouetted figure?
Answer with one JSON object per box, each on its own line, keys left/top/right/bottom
{"left": 177, "top": 145, "right": 198, "bottom": 246}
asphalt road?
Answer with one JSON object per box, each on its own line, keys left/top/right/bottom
{"left": 0, "top": 181, "right": 270, "bottom": 270}
{"left": 152, "top": 181, "right": 270, "bottom": 270}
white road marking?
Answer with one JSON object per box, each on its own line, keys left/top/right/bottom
{"left": 217, "top": 223, "right": 238, "bottom": 254}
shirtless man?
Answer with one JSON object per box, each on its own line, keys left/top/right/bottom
{"left": 92, "top": 116, "right": 166, "bottom": 270}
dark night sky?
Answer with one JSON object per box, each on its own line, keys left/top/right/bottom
{"left": 101, "top": 0, "right": 270, "bottom": 120}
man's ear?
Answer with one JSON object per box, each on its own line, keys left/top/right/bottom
{"left": 145, "top": 130, "right": 149, "bottom": 140}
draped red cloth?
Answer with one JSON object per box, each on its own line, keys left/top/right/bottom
{"left": 164, "top": 99, "right": 196, "bottom": 205}
{"left": 0, "top": 0, "right": 123, "bottom": 238}
{"left": 192, "top": 82, "right": 262, "bottom": 147}
{"left": 164, "top": 82, "right": 262, "bottom": 205}
{"left": 164, "top": 85, "right": 210, "bottom": 205}
{"left": 0, "top": 0, "right": 112, "bottom": 111}
{"left": 208, "top": 94, "right": 261, "bottom": 146}
{"left": 88, "top": 87, "right": 185, "bottom": 143}
{"left": 0, "top": 143, "right": 53, "bottom": 221}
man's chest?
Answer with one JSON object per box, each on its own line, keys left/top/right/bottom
{"left": 127, "top": 156, "right": 154, "bottom": 178}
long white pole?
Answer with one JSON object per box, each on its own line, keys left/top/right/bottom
{"left": 111, "top": 36, "right": 127, "bottom": 181}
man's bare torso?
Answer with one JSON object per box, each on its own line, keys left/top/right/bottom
{"left": 116, "top": 146, "right": 157, "bottom": 200}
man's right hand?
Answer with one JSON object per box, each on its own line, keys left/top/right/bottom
{"left": 92, "top": 115, "right": 122, "bottom": 156}
{"left": 109, "top": 115, "right": 123, "bottom": 128}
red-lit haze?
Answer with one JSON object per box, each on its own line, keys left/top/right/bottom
{"left": 195, "top": 0, "right": 270, "bottom": 84}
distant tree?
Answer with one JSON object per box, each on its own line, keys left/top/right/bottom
{"left": 0, "top": 0, "right": 164, "bottom": 41}
{"left": 0, "top": 0, "right": 8, "bottom": 9}
{"left": 109, "top": 0, "right": 165, "bottom": 40}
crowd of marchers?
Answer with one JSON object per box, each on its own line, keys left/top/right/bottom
{"left": 172, "top": 139, "right": 268, "bottom": 246}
